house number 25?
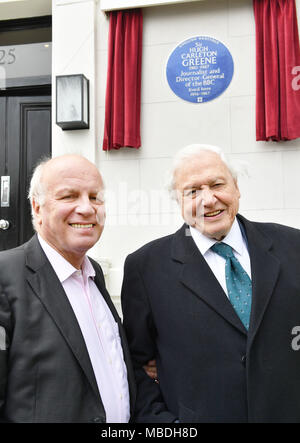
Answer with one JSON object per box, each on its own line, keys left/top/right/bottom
{"left": 0, "top": 48, "right": 16, "bottom": 65}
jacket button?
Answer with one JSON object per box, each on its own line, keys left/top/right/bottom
{"left": 241, "top": 355, "right": 246, "bottom": 366}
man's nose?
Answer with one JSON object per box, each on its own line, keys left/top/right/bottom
{"left": 201, "top": 188, "right": 217, "bottom": 206}
{"left": 75, "top": 197, "right": 95, "bottom": 215}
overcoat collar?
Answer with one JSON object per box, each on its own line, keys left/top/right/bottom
{"left": 237, "top": 215, "right": 280, "bottom": 349}
{"left": 171, "top": 215, "right": 281, "bottom": 343}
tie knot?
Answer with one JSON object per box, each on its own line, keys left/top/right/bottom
{"left": 211, "top": 242, "right": 235, "bottom": 259}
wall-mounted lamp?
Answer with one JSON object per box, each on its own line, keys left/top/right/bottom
{"left": 56, "top": 74, "right": 89, "bottom": 130}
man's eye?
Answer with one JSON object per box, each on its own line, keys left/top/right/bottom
{"left": 184, "top": 189, "right": 198, "bottom": 198}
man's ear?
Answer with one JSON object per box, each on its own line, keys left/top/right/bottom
{"left": 234, "top": 179, "right": 241, "bottom": 199}
{"left": 32, "top": 198, "right": 42, "bottom": 226}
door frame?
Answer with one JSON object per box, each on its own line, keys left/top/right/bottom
{"left": 0, "top": 93, "right": 52, "bottom": 249}
{"left": 0, "top": 15, "right": 52, "bottom": 249}
{"left": 0, "top": 79, "right": 51, "bottom": 97}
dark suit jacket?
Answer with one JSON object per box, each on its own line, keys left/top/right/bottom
{"left": 121, "top": 215, "right": 300, "bottom": 423}
{"left": 0, "top": 235, "right": 136, "bottom": 423}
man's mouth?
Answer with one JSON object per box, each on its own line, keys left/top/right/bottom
{"left": 69, "top": 223, "right": 95, "bottom": 228}
{"left": 204, "top": 210, "right": 223, "bottom": 218}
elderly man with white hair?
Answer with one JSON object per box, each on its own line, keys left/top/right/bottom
{"left": 121, "top": 144, "right": 300, "bottom": 423}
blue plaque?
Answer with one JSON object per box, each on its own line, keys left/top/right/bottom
{"left": 166, "top": 36, "right": 234, "bottom": 103}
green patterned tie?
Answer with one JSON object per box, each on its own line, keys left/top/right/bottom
{"left": 211, "top": 242, "right": 252, "bottom": 330}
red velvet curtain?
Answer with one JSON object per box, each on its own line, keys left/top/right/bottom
{"left": 253, "top": 0, "right": 300, "bottom": 141}
{"left": 102, "top": 9, "right": 143, "bottom": 151}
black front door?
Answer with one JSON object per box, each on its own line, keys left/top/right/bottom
{"left": 0, "top": 94, "right": 51, "bottom": 250}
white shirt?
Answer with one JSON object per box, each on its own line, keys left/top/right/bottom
{"left": 38, "top": 234, "right": 130, "bottom": 423}
{"left": 189, "top": 218, "right": 251, "bottom": 297}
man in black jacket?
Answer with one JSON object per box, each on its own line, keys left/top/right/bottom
{"left": 122, "top": 144, "right": 300, "bottom": 423}
{"left": 0, "top": 154, "right": 136, "bottom": 423}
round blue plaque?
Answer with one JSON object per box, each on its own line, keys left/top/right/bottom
{"left": 166, "top": 36, "right": 234, "bottom": 103}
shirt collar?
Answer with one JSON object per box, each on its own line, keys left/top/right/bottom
{"left": 37, "top": 234, "right": 95, "bottom": 283}
{"left": 189, "top": 217, "right": 245, "bottom": 257}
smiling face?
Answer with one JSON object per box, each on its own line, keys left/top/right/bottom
{"left": 32, "top": 155, "right": 105, "bottom": 269}
{"left": 174, "top": 150, "right": 240, "bottom": 240}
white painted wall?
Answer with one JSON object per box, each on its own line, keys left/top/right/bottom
{"left": 52, "top": 0, "right": 97, "bottom": 163}
{"left": 53, "top": 0, "right": 300, "bottom": 310}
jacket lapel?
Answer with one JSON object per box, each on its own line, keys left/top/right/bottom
{"left": 172, "top": 218, "right": 281, "bottom": 340}
{"left": 172, "top": 225, "right": 247, "bottom": 335}
{"left": 237, "top": 215, "right": 281, "bottom": 348}
{"left": 24, "top": 236, "right": 103, "bottom": 404}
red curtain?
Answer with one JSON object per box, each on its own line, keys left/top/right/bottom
{"left": 102, "top": 9, "right": 143, "bottom": 151}
{"left": 253, "top": 0, "right": 300, "bottom": 141}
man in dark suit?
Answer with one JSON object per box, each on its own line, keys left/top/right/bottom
{"left": 121, "top": 144, "right": 300, "bottom": 423}
{"left": 0, "top": 154, "right": 135, "bottom": 423}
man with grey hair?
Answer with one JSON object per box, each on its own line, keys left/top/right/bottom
{"left": 0, "top": 154, "right": 136, "bottom": 423}
{"left": 122, "top": 144, "right": 300, "bottom": 423}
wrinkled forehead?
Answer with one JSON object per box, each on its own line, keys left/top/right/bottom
{"left": 174, "top": 152, "right": 232, "bottom": 186}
